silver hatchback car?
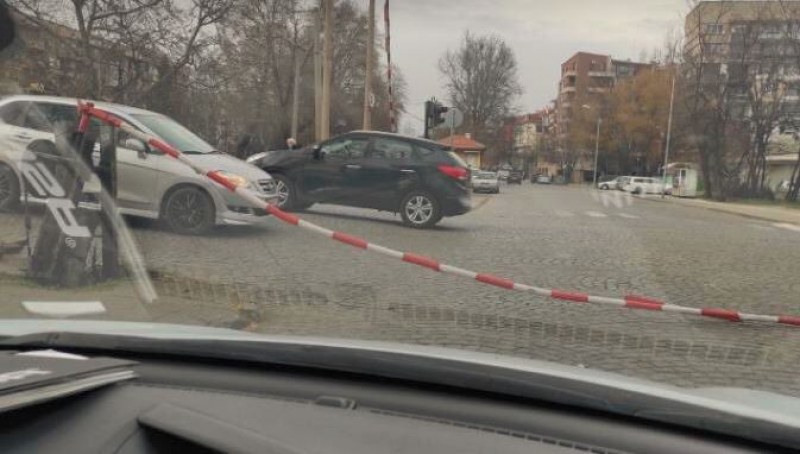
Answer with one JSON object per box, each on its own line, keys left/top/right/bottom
{"left": 0, "top": 95, "right": 277, "bottom": 234}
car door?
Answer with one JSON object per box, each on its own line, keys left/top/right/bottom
{"left": 114, "top": 129, "right": 161, "bottom": 213}
{"left": 351, "top": 137, "right": 419, "bottom": 210}
{"left": 299, "top": 135, "right": 369, "bottom": 205}
{"left": 0, "top": 101, "right": 34, "bottom": 168}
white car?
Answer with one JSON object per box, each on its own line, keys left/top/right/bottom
{"left": 597, "top": 177, "right": 619, "bottom": 190}
{"left": 623, "top": 177, "right": 667, "bottom": 195}
{"left": 0, "top": 95, "right": 277, "bottom": 234}
{"left": 471, "top": 171, "right": 500, "bottom": 193}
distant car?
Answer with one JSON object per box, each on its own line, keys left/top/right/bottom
{"left": 507, "top": 170, "right": 524, "bottom": 184}
{"left": 472, "top": 171, "right": 500, "bottom": 194}
{"left": 597, "top": 177, "right": 619, "bottom": 190}
{"left": 497, "top": 169, "right": 510, "bottom": 181}
{"left": 623, "top": 177, "right": 666, "bottom": 195}
{"left": 536, "top": 174, "right": 552, "bottom": 184}
{"left": 249, "top": 131, "right": 472, "bottom": 228}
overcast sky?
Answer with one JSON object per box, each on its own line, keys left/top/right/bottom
{"left": 388, "top": 0, "right": 689, "bottom": 134}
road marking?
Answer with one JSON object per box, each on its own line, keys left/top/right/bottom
{"left": 748, "top": 223, "right": 774, "bottom": 230}
{"left": 773, "top": 223, "right": 800, "bottom": 233}
{"left": 555, "top": 210, "right": 575, "bottom": 217}
{"left": 617, "top": 213, "right": 639, "bottom": 219}
{"left": 585, "top": 211, "right": 607, "bottom": 218}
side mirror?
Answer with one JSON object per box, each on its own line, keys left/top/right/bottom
{"left": 312, "top": 145, "right": 323, "bottom": 160}
{"left": 124, "top": 137, "right": 148, "bottom": 158}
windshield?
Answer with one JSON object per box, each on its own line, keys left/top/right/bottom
{"left": 3, "top": 0, "right": 800, "bottom": 441}
{"left": 131, "top": 113, "right": 216, "bottom": 154}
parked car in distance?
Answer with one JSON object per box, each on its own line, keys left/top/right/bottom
{"left": 507, "top": 170, "right": 524, "bottom": 184}
{"left": 536, "top": 174, "right": 552, "bottom": 184}
{"left": 0, "top": 95, "right": 277, "bottom": 234}
{"left": 623, "top": 177, "right": 666, "bottom": 195}
{"left": 497, "top": 168, "right": 510, "bottom": 181}
{"left": 597, "top": 176, "right": 619, "bottom": 190}
{"left": 472, "top": 171, "right": 500, "bottom": 194}
{"left": 249, "top": 131, "right": 472, "bottom": 228}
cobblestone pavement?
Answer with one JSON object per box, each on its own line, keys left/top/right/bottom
{"left": 3, "top": 184, "right": 800, "bottom": 395}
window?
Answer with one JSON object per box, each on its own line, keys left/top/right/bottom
{"left": 320, "top": 136, "right": 369, "bottom": 160}
{"left": 23, "top": 103, "right": 77, "bottom": 132}
{"left": 0, "top": 101, "right": 28, "bottom": 126}
{"left": 704, "top": 23, "right": 724, "bottom": 35}
{"left": 371, "top": 138, "right": 414, "bottom": 161}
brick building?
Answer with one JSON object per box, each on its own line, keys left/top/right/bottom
{"left": 555, "top": 52, "right": 650, "bottom": 138}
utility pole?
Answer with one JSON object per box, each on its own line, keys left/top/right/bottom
{"left": 321, "top": 0, "right": 333, "bottom": 140}
{"left": 313, "top": 3, "right": 322, "bottom": 141}
{"left": 593, "top": 117, "right": 601, "bottom": 187}
{"left": 362, "top": 0, "right": 375, "bottom": 130}
{"left": 662, "top": 75, "right": 676, "bottom": 198}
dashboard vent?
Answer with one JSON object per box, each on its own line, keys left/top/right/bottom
{"left": 365, "top": 408, "right": 627, "bottom": 454}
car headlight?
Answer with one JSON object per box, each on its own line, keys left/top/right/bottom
{"left": 246, "top": 152, "right": 268, "bottom": 164}
{"left": 214, "top": 171, "right": 251, "bottom": 189}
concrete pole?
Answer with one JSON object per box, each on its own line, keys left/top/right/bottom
{"left": 662, "top": 75, "right": 676, "bottom": 198}
{"left": 291, "top": 53, "right": 301, "bottom": 140}
{"left": 313, "top": 5, "right": 322, "bottom": 141}
{"left": 362, "top": 0, "right": 375, "bottom": 130}
{"left": 593, "top": 117, "right": 601, "bottom": 187}
{"left": 321, "top": 0, "right": 333, "bottom": 140}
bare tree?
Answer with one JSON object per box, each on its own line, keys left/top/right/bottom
{"left": 438, "top": 32, "right": 522, "bottom": 141}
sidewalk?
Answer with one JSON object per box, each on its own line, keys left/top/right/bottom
{"left": 643, "top": 195, "right": 800, "bottom": 226}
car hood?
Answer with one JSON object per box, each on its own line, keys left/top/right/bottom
{"left": 1, "top": 319, "right": 799, "bottom": 430}
{"left": 185, "top": 152, "right": 272, "bottom": 181}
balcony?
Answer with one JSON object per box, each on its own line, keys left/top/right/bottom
{"left": 587, "top": 86, "right": 609, "bottom": 94}
{"left": 563, "top": 69, "right": 577, "bottom": 77}
{"left": 560, "top": 85, "right": 576, "bottom": 94}
{"left": 588, "top": 70, "right": 614, "bottom": 78}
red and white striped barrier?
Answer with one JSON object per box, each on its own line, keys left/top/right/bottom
{"left": 77, "top": 101, "right": 800, "bottom": 327}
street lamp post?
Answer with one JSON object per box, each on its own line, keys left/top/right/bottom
{"left": 582, "top": 104, "right": 601, "bottom": 187}
{"left": 593, "top": 117, "right": 601, "bottom": 187}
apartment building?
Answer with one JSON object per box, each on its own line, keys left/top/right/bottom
{"left": 555, "top": 52, "right": 649, "bottom": 137}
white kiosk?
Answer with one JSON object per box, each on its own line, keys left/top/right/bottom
{"left": 666, "top": 163, "right": 698, "bottom": 197}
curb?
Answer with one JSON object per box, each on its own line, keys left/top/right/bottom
{"left": 637, "top": 195, "right": 800, "bottom": 227}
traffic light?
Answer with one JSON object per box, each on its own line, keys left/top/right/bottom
{"left": 424, "top": 98, "right": 449, "bottom": 138}
{"left": 432, "top": 103, "right": 449, "bottom": 127}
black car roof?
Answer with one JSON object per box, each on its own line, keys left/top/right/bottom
{"left": 346, "top": 130, "right": 450, "bottom": 149}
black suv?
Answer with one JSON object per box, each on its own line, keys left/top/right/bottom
{"left": 250, "top": 131, "right": 472, "bottom": 228}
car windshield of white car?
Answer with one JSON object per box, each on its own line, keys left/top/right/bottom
{"left": 132, "top": 113, "right": 216, "bottom": 154}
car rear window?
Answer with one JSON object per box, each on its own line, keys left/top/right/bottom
{"left": 415, "top": 143, "right": 464, "bottom": 166}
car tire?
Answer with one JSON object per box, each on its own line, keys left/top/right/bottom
{"left": 400, "top": 190, "right": 442, "bottom": 229}
{"left": 273, "top": 174, "right": 311, "bottom": 211}
{"left": 0, "top": 164, "right": 20, "bottom": 212}
{"left": 632, "top": 187, "right": 642, "bottom": 195}
{"left": 161, "top": 186, "right": 216, "bottom": 235}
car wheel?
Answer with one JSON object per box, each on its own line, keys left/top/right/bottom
{"left": 162, "top": 186, "right": 216, "bottom": 235}
{"left": 0, "top": 164, "right": 20, "bottom": 212}
{"left": 400, "top": 190, "right": 442, "bottom": 229}
{"left": 272, "top": 174, "right": 310, "bottom": 211}
{"left": 633, "top": 187, "right": 642, "bottom": 195}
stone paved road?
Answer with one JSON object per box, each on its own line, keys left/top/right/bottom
{"left": 4, "top": 183, "right": 800, "bottom": 393}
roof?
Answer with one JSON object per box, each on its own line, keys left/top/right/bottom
{"left": 437, "top": 135, "right": 486, "bottom": 151}
{"left": 347, "top": 130, "right": 448, "bottom": 148}
{"left": 0, "top": 94, "right": 158, "bottom": 116}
